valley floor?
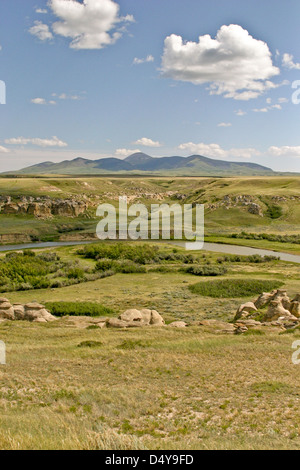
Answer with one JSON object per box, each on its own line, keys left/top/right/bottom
{"left": 0, "top": 241, "right": 299, "bottom": 450}
{"left": 0, "top": 322, "right": 299, "bottom": 450}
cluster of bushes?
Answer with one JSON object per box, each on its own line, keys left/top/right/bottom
{"left": 230, "top": 232, "right": 300, "bottom": 245}
{"left": 0, "top": 250, "right": 115, "bottom": 293}
{"left": 265, "top": 204, "right": 283, "bottom": 219}
{"left": 78, "top": 243, "right": 200, "bottom": 265}
{"left": 0, "top": 251, "right": 62, "bottom": 292}
{"left": 77, "top": 243, "right": 159, "bottom": 265}
{"left": 216, "top": 254, "right": 279, "bottom": 264}
{"left": 45, "top": 302, "right": 114, "bottom": 317}
{"left": 184, "top": 265, "right": 228, "bottom": 276}
{"left": 189, "top": 279, "right": 284, "bottom": 298}
{"left": 95, "top": 259, "right": 146, "bottom": 274}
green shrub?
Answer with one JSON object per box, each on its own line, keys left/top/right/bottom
{"left": 95, "top": 259, "right": 114, "bottom": 272}
{"left": 77, "top": 341, "right": 103, "bottom": 348}
{"left": 117, "top": 340, "right": 149, "bottom": 350}
{"left": 265, "top": 204, "right": 283, "bottom": 219}
{"left": 243, "top": 329, "right": 265, "bottom": 336}
{"left": 78, "top": 243, "right": 159, "bottom": 265}
{"left": 230, "top": 232, "right": 300, "bottom": 245}
{"left": 184, "top": 265, "right": 227, "bottom": 276}
{"left": 114, "top": 261, "right": 146, "bottom": 274}
{"left": 67, "top": 268, "right": 85, "bottom": 279}
{"left": 189, "top": 279, "right": 284, "bottom": 298}
{"left": 45, "top": 302, "right": 114, "bottom": 317}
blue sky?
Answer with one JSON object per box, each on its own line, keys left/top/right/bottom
{"left": 0, "top": 0, "right": 300, "bottom": 172}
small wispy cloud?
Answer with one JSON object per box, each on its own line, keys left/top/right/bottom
{"left": 31, "top": 97, "right": 57, "bottom": 105}
{"left": 218, "top": 122, "right": 232, "bottom": 128}
{"left": 36, "top": 8, "right": 48, "bottom": 14}
{"left": 282, "top": 53, "right": 300, "bottom": 70}
{"left": 5, "top": 136, "right": 68, "bottom": 148}
{"left": 29, "top": 21, "right": 53, "bottom": 41}
{"left": 133, "top": 55, "right": 154, "bottom": 65}
{"left": 235, "top": 110, "right": 247, "bottom": 116}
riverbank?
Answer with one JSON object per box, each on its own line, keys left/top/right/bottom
{"left": 0, "top": 239, "right": 300, "bottom": 264}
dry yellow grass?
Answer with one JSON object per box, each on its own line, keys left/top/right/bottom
{"left": 0, "top": 321, "right": 300, "bottom": 450}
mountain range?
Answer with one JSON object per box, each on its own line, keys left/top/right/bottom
{"left": 4, "top": 153, "right": 275, "bottom": 176}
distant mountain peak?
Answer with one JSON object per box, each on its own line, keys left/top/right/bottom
{"left": 125, "top": 152, "right": 153, "bottom": 164}
{"left": 3, "top": 153, "right": 275, "bottom": 176}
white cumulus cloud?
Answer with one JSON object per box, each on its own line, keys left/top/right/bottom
{"left": 47, "top": 0, "right": 134, "bottom": 50}
{"left": 29, "top": 21, "right": 53, "bottom": 41}
{"left": 133, "top": 137, "right": 161, "bottom": 148}
{"left": 115, "top": 148, "right": 141, "bottom": 157}
{"left": 161, "top": 24, "right": 280, "bottom": 100}
{"left": 178, "top": 142, "right": 260, "bottom": 159}
{"left": 0, "top": 146, "right": 9, "bottom": 153}
{"left": 268, "top": 146, "right": 300, "bottom": 158}
{"left": 282, "top": 53, "right": 300, "bottom": 70}
{"left": 5, "top": 136, "right": 68, "bottom": 148}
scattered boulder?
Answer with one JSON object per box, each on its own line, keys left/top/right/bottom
{"left": 254, "top": 292, "right": 275, "bottom": 309}
{"left": 234, "top": 324, "right": 249, "bottom": 335}
{"left": 108, "top": 308, "right": 166, "bottom": 329}
{"left": 140, "top": 309, "right": 152, "bottom": 324}
{"left": 290, "top": 301, "right": 300, "bottom": 318}
{"left": 235, "top": 290, "right": 300, "bottom": 330}
{"left": 119, "top": 309, "right": 143, "bottom": 323}
{"left": 264, "top": 300, "right": 297, "bottom": 323}
{"left": 235, "top": 302, "right": 257, "bottom": 320}
{"left": 106, "top": 318, "right": 129, "bottom": 329}
{"left": 191, "top": 319, "right": 236, "bottom": 335}
{"left": 24, "top": 303, "right": 56, "bottom": 322}
{"left": 168, "top": 321, "right": 188, "bottom": 328}
{"left": 0, "top": 298, "right": 14, "bottom": 320}
{"left": 290, "top": 295, "right": 300, "bottom": 318}
{"left": 13, "top": 303, "right": 25, "bottom": 320}
{"left": 150, "top": 310, "right": 165, "bottom": 326}
{"left": 272, "top": 290, "right": 291, "bottom": 311}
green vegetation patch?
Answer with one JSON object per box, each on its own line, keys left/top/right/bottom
{"left": 45, "top": 302, "right": 114, "bottom": 317}
{"left": 77, "top": 341, "right": 103, "bottom": 348}
{"left": 189, "top": 278, "right": 284, "bottom": 298}
{"left": 184, "top": 265, "right": 228, "bottom": 276}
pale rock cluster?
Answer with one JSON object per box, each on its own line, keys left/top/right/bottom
{"left": 0, "top": 298, "right": 56, "bottom": 323}
{"left": 234, "top": 289, "right": 300, "bottom": 333}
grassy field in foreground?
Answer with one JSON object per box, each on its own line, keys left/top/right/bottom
{"left": 0, "top": 242, "right": 299, "bottom": 450}
{"left": 0, "top": 323, "right": 300, "bottom": 450}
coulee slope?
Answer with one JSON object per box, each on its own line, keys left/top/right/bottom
{"left": 3, "top": 153, "right": 275, "bottom": 176}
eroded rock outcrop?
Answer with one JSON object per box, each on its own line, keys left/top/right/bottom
{"left": 0, "top": 197, "right": 88, "bottom": 219}
{"left": 0, "top": 298, "right": 15, "bottom": 320}
{"left": 0, "top": 299, "right": 56, "bottom": 322}
{"left": 235, "top": 289, "right": 300, "bottom": 329}
{"left": 24, "top": 303, "right": 57, "bottom": 323}
{"left": 106, "top": 309, "right": 165, "bottom": 328}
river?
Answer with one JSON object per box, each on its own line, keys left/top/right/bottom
{"left": 0, "top": 240, "right": 299, "bottom": 264}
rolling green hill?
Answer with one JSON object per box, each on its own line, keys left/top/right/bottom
{"left": 3, "top": 152, "right": 275, "bottom": 177}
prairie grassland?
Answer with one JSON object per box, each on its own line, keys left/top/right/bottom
{"left": 0, "top": 176, "right": 299, "bottom": 244}
{"left": 0, "top": 242, "right": 299, "bottom": 450}
{"left": 0, "top": 322, "right": 300, "bottom": 450}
